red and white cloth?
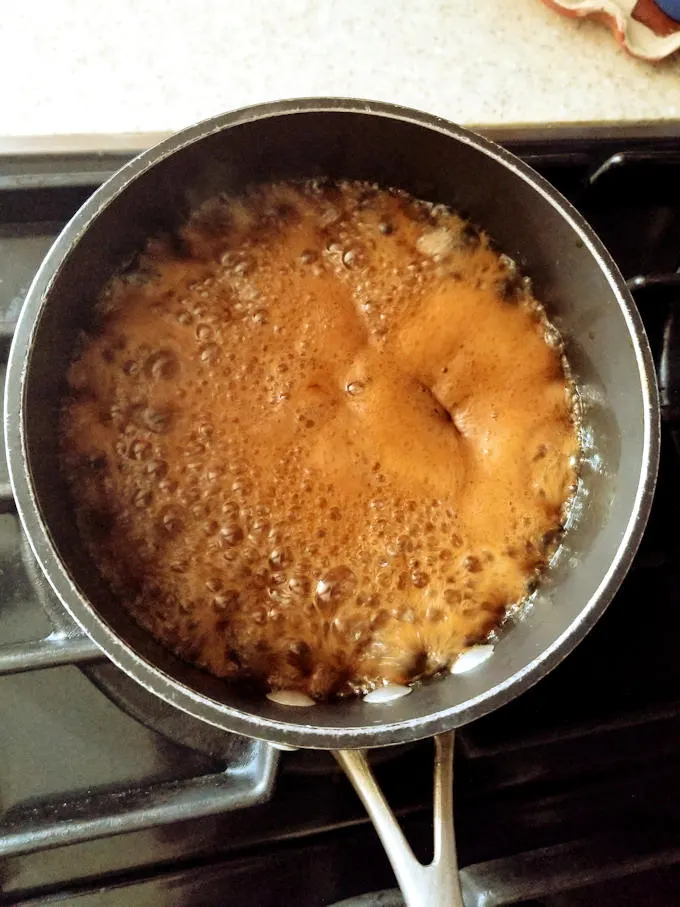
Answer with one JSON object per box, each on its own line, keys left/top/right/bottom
{"left": 541, "top": 0, "right": 680, "bottom": 59}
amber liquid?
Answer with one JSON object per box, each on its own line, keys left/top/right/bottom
{"left": 59, "top": 180, "right": 579, "bottom": 699}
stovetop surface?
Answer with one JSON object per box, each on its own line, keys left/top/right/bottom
{"left": 2, "top": 131, "right": 680, "bottom": 906}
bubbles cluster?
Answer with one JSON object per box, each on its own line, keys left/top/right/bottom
{"left": 59, "top": 178, "right": 579, "bottom": 701}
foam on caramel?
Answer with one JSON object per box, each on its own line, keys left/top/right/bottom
{"left": 59, "top": 180, "right": 579, "bottom": 699}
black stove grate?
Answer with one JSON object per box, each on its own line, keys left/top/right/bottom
{"left": 2, "top": 134, "right": 680, "bottom": 905}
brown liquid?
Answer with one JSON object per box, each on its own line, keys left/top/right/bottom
{"left": 59, "top": 180, "right": 579, "bottom": 699}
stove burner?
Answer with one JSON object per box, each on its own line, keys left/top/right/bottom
{"left": 19, "top": 530, "right": 261, "bottom": 761}
{"left": 0, "top": 522, "right": 277, "bottom": 861}
{"left": 4, "top": 135, "right": 680, "bottom": 905}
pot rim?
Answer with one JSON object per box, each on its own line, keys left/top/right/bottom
{"left": 4, "top": 98, "right": 660, "bottom": 749}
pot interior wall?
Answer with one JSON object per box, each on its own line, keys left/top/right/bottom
{"left": 17, "top": 107, "right": 654, "bottom": 742}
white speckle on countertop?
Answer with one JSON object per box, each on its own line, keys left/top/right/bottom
{"left": 1, "top": 0, "right": 679, "bottom": 140}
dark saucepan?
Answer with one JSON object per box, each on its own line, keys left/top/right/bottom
{"left": 4, "top": 100, "right": 659, "bottom": 906}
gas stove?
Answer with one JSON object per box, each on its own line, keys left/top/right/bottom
{"left": 2, "top": 126, "right": 680, "bottom": 906}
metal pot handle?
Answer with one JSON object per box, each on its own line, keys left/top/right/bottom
{"left": 334, "top": 730, "right": 463, "bottom": 907}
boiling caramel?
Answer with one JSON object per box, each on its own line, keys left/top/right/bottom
{"left": 59, "top": 180, "right": 579, "bottom": 699}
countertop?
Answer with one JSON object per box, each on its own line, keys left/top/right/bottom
{"left": 1, "top": 0, "right": 680, "bottom": 148}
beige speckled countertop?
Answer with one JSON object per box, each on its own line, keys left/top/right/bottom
{"left": 1, "top": 0, "right": 679, "bottom": 145}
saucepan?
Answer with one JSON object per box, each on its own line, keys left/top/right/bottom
{"left": 4, "top": 99, "right": 659, "bottom": 906}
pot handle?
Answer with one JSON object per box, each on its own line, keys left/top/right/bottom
{"left": 334, "top": 730, "right": 463, "bottom": 907}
